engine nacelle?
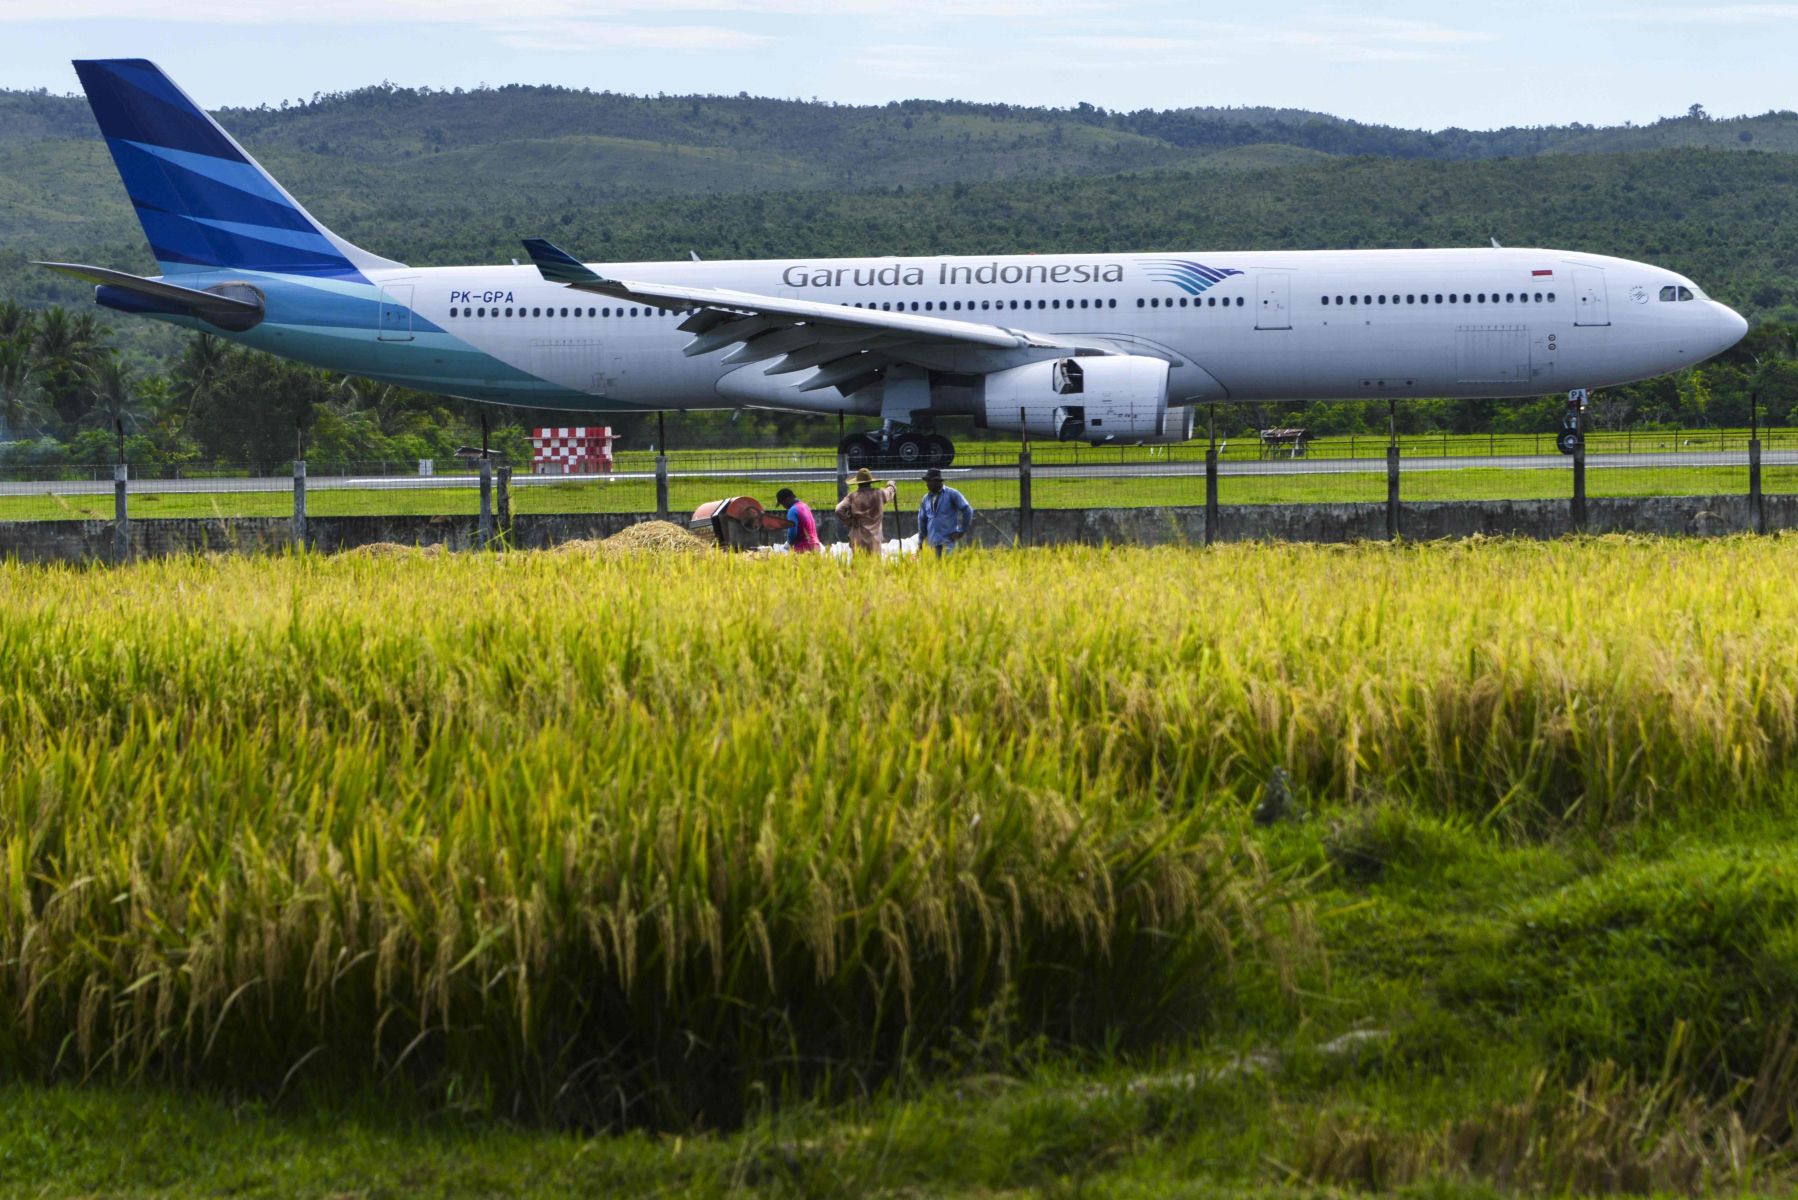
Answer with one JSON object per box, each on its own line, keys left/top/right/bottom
{"left": 980, "top": 355, "right": 1191, "bottom": 443}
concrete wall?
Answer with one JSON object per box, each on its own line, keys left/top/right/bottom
{"left": 1, "top": 495, "right": 1791, "bottom": 563}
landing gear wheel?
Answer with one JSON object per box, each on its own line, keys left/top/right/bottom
{"left": 842, "top": 434, "right": 876, "bottom": 471}
{"left": 1557, "top": 430, "right": 1583, "bottom": 456}
{"left": 894, "top": 432, "right": 927, "bottom": 468}
{"left": 923, "top": 433, "right": 954, "bottom": 468}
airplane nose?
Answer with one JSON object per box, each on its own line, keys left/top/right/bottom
{"left": 1716, "top": 302, "right": 1749, "bottom": 350}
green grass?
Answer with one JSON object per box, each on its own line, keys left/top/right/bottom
{"left": 10, "top": 540, "right": 1798, "bottom": 1195}
{"left": 2, "top": 459, "right": 1789, "bottom": 521}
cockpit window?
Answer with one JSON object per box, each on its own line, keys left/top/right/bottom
{"left": 1660, "top": 285, "right": 1678, "bottom": 302}
{"left": 1678, "top": 286, "right": 1695, "bottom": 302}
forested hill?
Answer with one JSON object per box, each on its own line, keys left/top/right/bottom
{"left": 5, "top": 83, "right": 1798, "bottom": 185}
{"left": 5, "top": 80, "right": 1798, "bottom": 354}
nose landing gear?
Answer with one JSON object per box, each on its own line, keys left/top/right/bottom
{"left": 1556, "top": 388, "right": 1589, "bottom": 456}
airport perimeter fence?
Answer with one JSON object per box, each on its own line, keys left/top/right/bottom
{"left": 0, "top": 428, "right": 1794, "bottom": 559}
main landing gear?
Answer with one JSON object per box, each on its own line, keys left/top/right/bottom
{"left": 839, "top": 426, "right": 955, "bottom": 470}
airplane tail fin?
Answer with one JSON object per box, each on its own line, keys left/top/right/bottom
{"left": 71, "top": 58, "right": 402, "bottom": 279}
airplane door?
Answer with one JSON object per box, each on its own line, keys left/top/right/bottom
{"left": 1573, "top": 267, "right": 1610, "bottom": 327}
{"left": 1256, "top": 274, "right": 1291, "bottom": 330}
{"left": 377, "top": 284, "right": 414, "bottom": 342}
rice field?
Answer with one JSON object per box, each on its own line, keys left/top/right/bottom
{"left": 5, "top": 537, "right": 1798, "bottom": 1143}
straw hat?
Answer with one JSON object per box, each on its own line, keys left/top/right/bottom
{"left": 853, "top": 467, "right": 876, "bottom": 485}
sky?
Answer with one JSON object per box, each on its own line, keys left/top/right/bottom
{"left": 0, "top": 1, "right": 1790, "bottom": 130}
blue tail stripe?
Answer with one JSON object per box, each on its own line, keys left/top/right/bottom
{"left": 75, "top": 59, "right": 248, "bottom": 163}
{"left": 188, "top": 215, "right": 342, "bottom": 255}
{"left": 123, "top": 140, "right": 310, "bottom": 215}
{"left": 111, "top": 140, "right": 322, "bottom": 235}
{"left": 136, "top": 208, "right": 358, "bottom": 275}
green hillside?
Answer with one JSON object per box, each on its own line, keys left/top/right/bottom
{"left": 5, "top": 79, "right": 1798, "bottom": 459}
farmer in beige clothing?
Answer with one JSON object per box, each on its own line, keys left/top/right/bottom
{"left": 835, "top": 467, "right": 897, "bottom": 555}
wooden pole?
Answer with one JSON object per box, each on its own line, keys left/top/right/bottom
{"left": 1204, "top": 403, "right": 1219, "bottom": 546}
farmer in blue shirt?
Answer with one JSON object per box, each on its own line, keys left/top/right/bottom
{"left": 917, "top": 467, "right": 973, "bottom": 555}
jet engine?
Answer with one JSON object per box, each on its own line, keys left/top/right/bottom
{"left": 979, "top": 355, "right": 1193, "bottom": 443}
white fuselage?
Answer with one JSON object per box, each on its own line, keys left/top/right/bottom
{"left": 240, "top": 246, "right": 1745, "bottom": 417}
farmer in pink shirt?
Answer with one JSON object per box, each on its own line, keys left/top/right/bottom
{"left": 776, "top": 488, "right": 820, "bottom": 553}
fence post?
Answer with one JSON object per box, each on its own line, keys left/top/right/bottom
{"left": 1205, "top": 404, "right": 1219, "bottom": 546}
{"left": 497, "top": 464, "right": 512, "bottom": 546}
{"left": 1386, "top": 399, "right": 1400, "bottom": 541}
{"left": 654, "top": 453, "right": 670, "bottom": 521}
{"left": 836, "top": 453, "right": 849, "bottom": 502}
{"left": 478, "top": 456, "right": 494, "bottom": 548}
{"left": 1750, "top": 438, "right": 1764, "bottom": 535}
{"left": 113, "top": 461, "right": 129, "bottom": 565}
{"left": 1018, "top": 449, "right": 1034, "bottom": 546}
{"left": 1571, "top": 404, "right": 1588, "bottom": 534}
{"left": 292, "top": 459, "right": 307, "bottom": 552}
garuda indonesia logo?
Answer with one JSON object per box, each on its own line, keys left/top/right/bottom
{"left": 1138, "top": 259, "right": 1244, "bottom": 296}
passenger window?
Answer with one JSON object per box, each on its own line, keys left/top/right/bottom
{"left": 1406, "top": 294, "right": 1415, "bottom": 304}
{"left": 1322, "top": 296, "right": 1330, "bottom": 305}
{"left": 1505, "top": 293, "right": 1514, "bottom": 303}
{"left": 1377, "top": 295, "right": 1386, "bottom": 305}
{"left": 475, "top": 307, "right": 485, "bottom": 317}
{"left": 1547, "top": 292, "right": 1556, "bottom": 302}
{"left": 1349, "top": 295, "right": 1358, "bottom": 306}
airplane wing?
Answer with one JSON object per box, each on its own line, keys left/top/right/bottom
{"left": 523, "top": 238, "right": 1112, "bottom": 394}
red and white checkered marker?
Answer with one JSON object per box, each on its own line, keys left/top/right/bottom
{"left": 530, "top": 426, "right": 615, "bottom": 475}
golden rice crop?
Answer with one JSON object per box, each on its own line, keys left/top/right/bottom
{"left": 4, "top": 537, "right": 1798, "bottom": 1125}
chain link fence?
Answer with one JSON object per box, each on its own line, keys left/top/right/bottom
{"left": 0, "top": 426, "right": 1792, "bottom": 560}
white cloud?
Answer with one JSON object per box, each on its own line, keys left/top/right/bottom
{"left": 494, "top": 22, "right": 774, "bottom": 51}
{"left": 0, "top": 0, "right": 1098, "bottom": 19}
{"left": 1593, "top": 4, "right": 1798, "bottom": 21}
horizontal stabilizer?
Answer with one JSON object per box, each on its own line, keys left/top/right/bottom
{"left": 36, "top": 261, "right": 264, "bottom": 331}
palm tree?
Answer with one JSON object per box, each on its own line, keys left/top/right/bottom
{"left": 0, "top": 300, "right": 34, "bottom": 344}
{"left": 0, "top": 338, "right": 49, "bottom": 442}
{"left": 77, "top": 355, "right": 140, "bottom": 433}
{"left": 171, "top": 333, "right": 232, "bottom": 426}
{"left": 34, "top": 306, "right": 104, "bottom": 429}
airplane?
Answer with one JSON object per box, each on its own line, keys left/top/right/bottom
{"left": 41, "top": 59, "right": 1748, "bottom": 469}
